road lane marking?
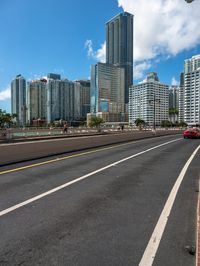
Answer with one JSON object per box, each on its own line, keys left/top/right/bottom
{"left": 0, "top": 137, "right": 182, "bottom": 175}
{"left": 0, "top": 140, "right": 142, "bottom": 175}
{"left": 139, "top": 144, "right": 200, "bottom": 266}
{"left": 0, "top": 138, "right": 181, "bottom": 217}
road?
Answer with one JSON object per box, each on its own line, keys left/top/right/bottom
{"left": 0, "top": 135, "right": 199, "bottom": 265}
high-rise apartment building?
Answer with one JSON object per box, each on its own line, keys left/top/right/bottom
{"left": 184, "top": 55, "right": 200, "bottom": 125}
{"left": 106, "top": 12, "right": 133, "bottom": 104}
{"left": 179, "top": 73, "right": 185, "bottom": 122}
{"left": 90, "top": 63, "right": 125, "bottom": 120}
{"left": 169, "top": 86, "right": 179, "bottom": 123}
{"left": 129, "top": 73, "right": 169, "bottom": 126}
{"left": 11, "top": 74, "right": 26, "bottom": 126}
{"left": 75, "top": 80, "right": 90, "bottom": 119}
{"left": 47, "top": 78, "right": 75, "bottom": 123}
{"left": 26, "top": 79, "right": 47, "bottom": 125}
{"left": 169, "top": 86, "right": 179, "bottom": 110}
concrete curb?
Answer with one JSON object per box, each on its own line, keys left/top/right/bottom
{"left": 0, "top": 131, "right": 182, "bottom": 167}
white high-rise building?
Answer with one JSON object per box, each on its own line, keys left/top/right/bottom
{"left": 47, "top": 78, "right": 75, "bottom": 123}
{"left": 184, "top": 55, "right": 200, "bottom": 125}
{"left": 179, "top": 73, "right": 185, "bottom": 123}
{"left": 129, "top": 73, "right": 169, "bottom": 127}
{"left": 26, "top": 79, "right": 47, "bottom": 125}
{"left": 11, "top": 74, "right": 26, "bottom": 126}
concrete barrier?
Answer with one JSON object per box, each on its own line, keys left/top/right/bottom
{"left": 0, "top": 130, "right": 182, "bottom": 166}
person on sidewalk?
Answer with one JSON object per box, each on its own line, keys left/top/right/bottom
{"left": 63, "top": 122, "right": 68, "bottom": 133}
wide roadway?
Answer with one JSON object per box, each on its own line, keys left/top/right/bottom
{"left": 0, "top": 135, "right": 199, "bottom": 265}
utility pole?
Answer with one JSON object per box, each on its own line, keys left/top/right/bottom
{"left": 148, "top": 93, "right": 160, "bottom": 131}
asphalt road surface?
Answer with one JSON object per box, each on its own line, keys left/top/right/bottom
{"left": 0, "top": 135, "right": 199, "bottom": 266}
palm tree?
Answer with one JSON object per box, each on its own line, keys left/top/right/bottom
{"left": 0, "top": 109, "right": 17, "bottom": 128}
{"left": 89, "top": 117, "right": 104, "bottom": 132}
{"left": 134, "top": 118, "right": 145, "bottom": 130}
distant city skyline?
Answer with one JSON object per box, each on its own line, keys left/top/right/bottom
{"left": 1, "top": 0, "right": 200, "bottom": 112}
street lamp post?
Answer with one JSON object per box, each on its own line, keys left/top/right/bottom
{"left": 148, "top": 93, "right": 160, "bottom": 131}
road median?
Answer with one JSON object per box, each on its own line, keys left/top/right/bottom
{"left": 0, "top": 130, "right": 182, "bottom": 167}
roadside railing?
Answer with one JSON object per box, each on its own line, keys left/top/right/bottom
{"left": 0, "top": 127, "right": 184, "bottom": 142}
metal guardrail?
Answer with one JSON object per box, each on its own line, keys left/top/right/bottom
{"left": 0, "top": 127, "right": 184, "bottom": 142}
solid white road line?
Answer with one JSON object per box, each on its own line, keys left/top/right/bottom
{"left": 0, "top": 138, "right": 181, "bottom": 218}
{"left": 139, "top": 144, "right": 200, "bottom": 266}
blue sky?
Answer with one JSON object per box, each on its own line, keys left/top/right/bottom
{"left": 0, "top": 0, "right": 200, "bottom": 112}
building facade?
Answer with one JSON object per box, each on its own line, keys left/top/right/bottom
{"left": 179, "top": 73, "right": 185, "bottom": 122}
{"left": 26, "top": 79, "right": 47, "bottom": 125}
{"left": 47, "top": 78, "right": 75, "bottom": 123}
{"left": 184, "top": 55, "right": 200, "bottom": 125}
{"left": 169, "top": 86, "right": 179, "bottom": 110}
{"left": 169, "top": 85, "right": 179, "bottom": 123}
{"left": 75, "top": 80, "right": 90, "bottom": 119}
{"left": 90, "top": 62, "right": 125, "bottom": 122}
{"left": 47, "top": 73, "right": 61, "bottom": 80}
{"left": 106, "top": 12, "right": 133, "bottom": 105}
{"left": 129, "top": 73, "right": 169, "bottom": 127}
{"left": 11, "top": 74, "right": 26, "bottom": 126}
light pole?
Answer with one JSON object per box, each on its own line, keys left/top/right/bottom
{"left": 148, "top": 93, "right": 160, "bottom": 131}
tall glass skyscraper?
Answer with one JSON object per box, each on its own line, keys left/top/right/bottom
{"left": 90, "top": 63, "right": 125, "bottom": 115}
{"left": 106, "top": 12, "right": 133, "bottom": 104}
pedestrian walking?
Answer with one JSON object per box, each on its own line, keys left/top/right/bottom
{"left": 63, "top": 122, "right": 68, "bottom": 133}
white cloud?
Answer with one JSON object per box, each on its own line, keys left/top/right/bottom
{"left": 0, "top": 87, "right": 11, "bottom": 101}
{"left": 85, "top": 40, "right": 95, "bottom": 58}
{"left": 96, "top": 42, "right": 106, "bottom": 63}
{"left": 171, "top": 77, "right": 179, "bottom": 86}
{"left": 118, "top": 0, "right": 200, "bottom": 62}
{"left": 85, "top": 40, "right": 106, "bottom": 63}
{"left": 134, "top": 61, "right": 152, "bottom": 80}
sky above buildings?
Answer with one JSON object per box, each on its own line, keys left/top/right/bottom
{"left": 0, "top": 0, "right": 200, "bottom": 112}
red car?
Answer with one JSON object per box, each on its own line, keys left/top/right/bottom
{"left": 183, "top": 128, "right": 200, "bottom": 139}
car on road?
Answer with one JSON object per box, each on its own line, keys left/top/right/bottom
{"left": 183, "top": 128, "right": 200, "bottom": 139}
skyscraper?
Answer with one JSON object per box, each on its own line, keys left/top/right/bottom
{"left": 129, "top": 73, "right": 169, "bottom": 127}
{"left": 47, "top": 78, "right": 72, "bottom": 123}
{"left": 179, "top": 73, "right": 185, "bottom": 122}
{"left": 11, "top": 74, "right": 26, "bottom": 126}
{"left": 26, "top": 79, "right": 47, "bottom": 125}
{"left": 169, "top": 86, "right": 179, "bottom": 123}
{"left": 169, "top": 86, "right": 179, "bottom": 110}
{"left": 46, "top": 77, "right": 81, "bottom": 123}
{"left": 184, "top": 54, "right": 200, "bottom": 124}
{"left": 75, "top": 80, "right": 90, "bottom": 119}
{"left": 90, "top": 63, "right": 125, "bottom": 116}
{"left": 106, "top": 12, "right": 133, "bottom": 104}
